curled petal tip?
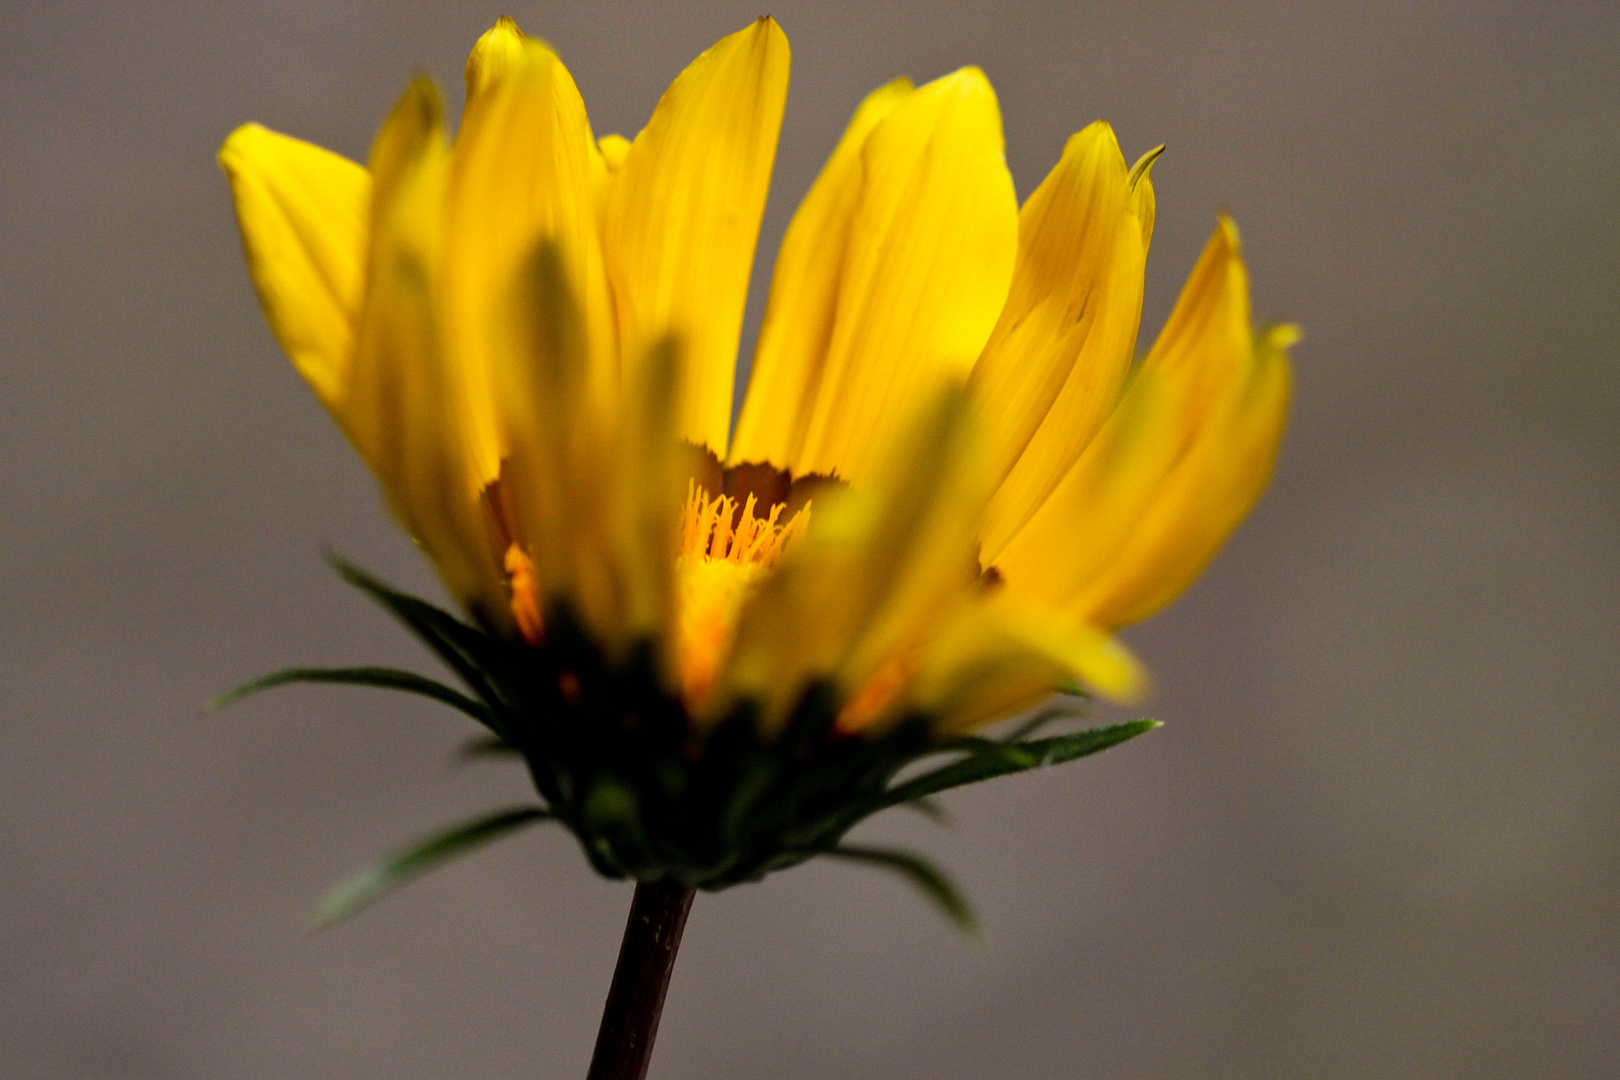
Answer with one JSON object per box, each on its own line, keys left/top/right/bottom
{"left": 1128, "top": 143, "right": 1164, "bottom": 189}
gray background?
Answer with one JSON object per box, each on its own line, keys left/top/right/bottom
{"left": 2, "top": 1, "right": 1617, "bottom": 1077}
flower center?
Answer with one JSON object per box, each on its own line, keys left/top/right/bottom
{"left": 676, "top": 480, "right": 810, "bottom": 710}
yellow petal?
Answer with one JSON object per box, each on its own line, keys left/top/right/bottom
{"left": 792, "top": 68, "right": 1018, "bottom": 486}
{"left": 998, "top": 216, "right": 1296, "bottom": 631}
{"left": 728, "top": 76, "right": 913, "bottom": 469}
{"left": 727, "top": 364, "right": 1152, "bottom": 729}
{"left": 443, "top": 32, "right": 609, "bottom": 484}
{"left": 970, "top": 123, "right": 1128, "bottom": 478}
{"left": 366, "top": 76, "right": 445, "bottom": 205}
{"left": 346, "top": 79, "right": 507, "bottom": 626}
{"left": 912, "top": 599, "right": 1146, "bottom": 732}
{"left": 1080, "top": 320, "right": 1294, "bottom": 628}
{"left": 904, "top": 604, "right": 1069, "bottom": 733}
{"left": 703, "top": 531, "right": 838, "bottom": 729}
{"left": 989, "top": 367, "right": 1183, "bottom": 615}
{"left": 218, "top": 123, "right": 369, "bottom": 412}
{"left": 969, "top": 123, "right": 1148, "bottom": 561}
{"left": 588, "top": 134, "right": 632, "bottom": 257}
{"left": 993, "top": 602, "right": 1146, "bottom": 704}
{"left": 463, "top": 16, "right": 529, "bottom": 103}
{"left": 491, "top": 237, "right": 685, "bottom": 658}
{"left": 833, "top": 388, "right": 993, "bottom": 689}
{"left": 976, "top": 210, "right": 1146, "bottom": 563}
{"left": 347, "top": 77, "right": 448, "bottom": 484}
{"left": 603, "top": 18, "right": 790, "bottom": 456}
{"left": 610, "top": 337, "right": 685, "bottom": 655}
{"left": 1138, "top": 214, "right": 1252, "bottom": 393}
{"left": 491, "top": 240, "right": 635, "bottom": 647}
{"left": 490, "top": 242, "right": 592, "bottom": 614}
{"left": 718, "top": 387, "right": 991, "bottom": 730}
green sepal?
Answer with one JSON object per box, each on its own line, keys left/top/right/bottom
{"left": 827, "top": 845, "right": 977, "bottom": 935}
{"left": 208, "top": 666, "right": 496, "bottom": 733}
{"left": 880, "top": 719, "right": 1160, "bottom": 810}
{"left": 317, "top": 806, "right": 552, "bottom": 927}
{"left": 900, "top": 796, "right": 950, "bottom": 825}
{"left": 245, "top": 558, "right": 1165, "bottom": 923}
{"left": 1054, "top": 677, "right": 1093, "bottom": 700}
{"left": 455, "top": 734, "right": 523, "bottom": 761}
{"left": 582, "top": 776, "right": 649, "bottom": 877}
{"left": 998, "top": 697, "right": 1084, "bottom": 742}
{"left": 327, "top": 554, "right": 511, "bottom": 715}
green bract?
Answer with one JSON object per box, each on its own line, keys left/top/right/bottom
{"left": 214, "top": 558, "right": 1157, "bottom": 932}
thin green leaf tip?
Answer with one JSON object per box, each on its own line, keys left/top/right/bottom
{"left": 881, "top": 718, "right": 1161, "bottom": 810}
{"left": 206, "top": 665, "right": 495, "bottom": 730}
{"left": 828, "top": 845, "right": 978, "bottom": 935}
{"left": 317, "top": 806, "right": 552, "bottom": 928}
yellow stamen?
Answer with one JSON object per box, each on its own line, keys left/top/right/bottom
{"left": 677, "top": 481, "right": 809, "bottom": 709}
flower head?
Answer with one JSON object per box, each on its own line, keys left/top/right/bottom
{"left": 218, "top": 17, "right": 1293, "bottom": 904}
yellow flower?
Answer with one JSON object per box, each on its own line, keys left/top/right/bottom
{"left": 218, "top": 16, "right": 1294, "bottom": 742}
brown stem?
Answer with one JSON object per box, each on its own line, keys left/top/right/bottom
{"left": 585, "top": 879, "right": 696, "bottom": 1080}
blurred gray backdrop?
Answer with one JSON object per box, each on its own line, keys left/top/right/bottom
{"left": 2, "top": 1, "right": 1617, "bottom": 1077}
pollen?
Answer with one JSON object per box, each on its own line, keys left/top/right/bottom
{"left": 676, "top": 481, "right": 810, "bottom": 710}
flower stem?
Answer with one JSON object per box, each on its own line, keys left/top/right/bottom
{"left": 585, "top": 879, "right": 696, "bottom": 1080}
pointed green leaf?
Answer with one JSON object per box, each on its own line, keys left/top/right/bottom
{"left": 934, "top": 734, "right": 1002, "bottom": 755}
{"left": 828, "top": 845, "right": 977, "bottom": 934}
{"left": 881, "top": 719, "right": 1160, "bottom": 809}
{"left": 455, "top": 734, "right": 523, "bottom": 761}
{"left": 317, "top": 806, "right": 551, "bottom": 927}
{"left": 900, "top": 797, "right": 951, "bottom": 825}
{"left": 998, "top": 697, "right": 1087, "bottom": 743}
{"left": 1054, "top": 677, "right": 1093, "bottom": 700}
{"left": 208, "top": 666, "right": 496, "bottom": 731}
{"left": 326, "top": 554, "right": 506, "bottom": 708}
